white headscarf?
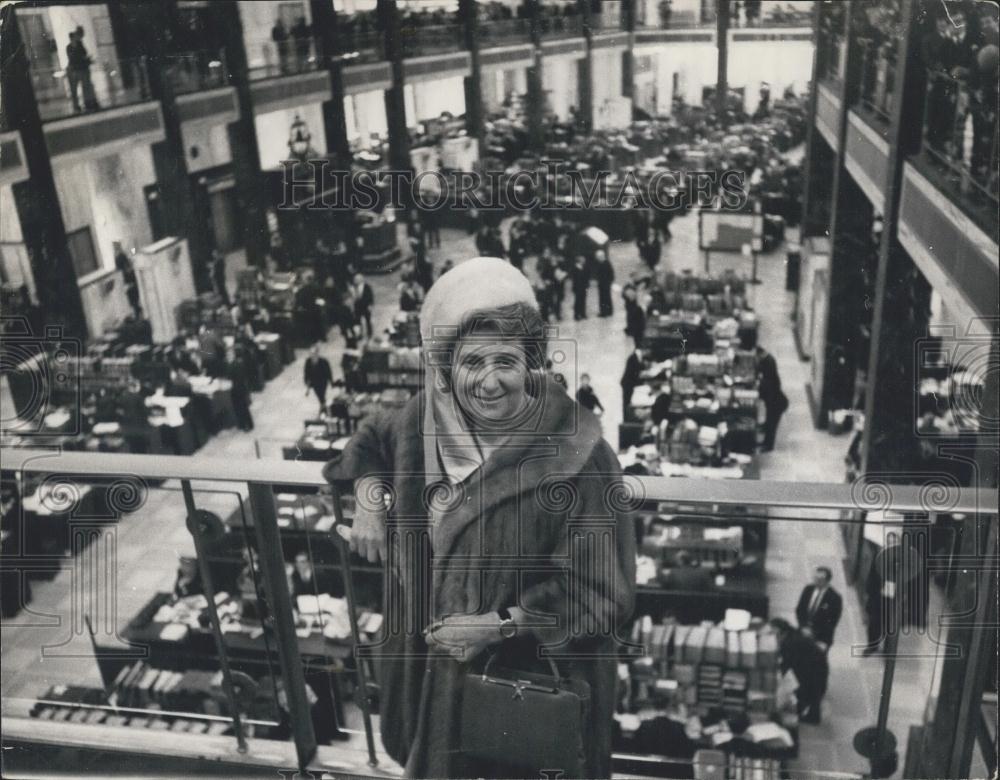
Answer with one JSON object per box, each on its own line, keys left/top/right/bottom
{"left": 419, "top": 257, "right": 539, "bottom": 486}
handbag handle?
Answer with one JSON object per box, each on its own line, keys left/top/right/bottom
{"left": 482, "top": 650, "right": 564, "bottom": 687}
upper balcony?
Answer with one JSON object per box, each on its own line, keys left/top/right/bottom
{"left": 911, "top": 69, "right": 999, "bottom": 241}
{"left": 245, "top": 37, "right": 323, "bottom": 82}
{"left": 399, "top": 22, "right": 465, "bottom": 59}
{"left": 853, "top": 39, "right": 897, "bottom": 128}
{"left": 0, "top": 446, "right": 995, "bottom": 778}
{"left": 477, "top": 17, "right": 532, "bottom": 48}
{"left": 29, "top": 56, "right": 153, "bottom": 123}
{"left": 162, "top": 49, "right": 229, "bottom": 96}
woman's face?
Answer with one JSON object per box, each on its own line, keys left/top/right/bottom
{"left": 450, "top": 338, "right": 531, "bottom": 427}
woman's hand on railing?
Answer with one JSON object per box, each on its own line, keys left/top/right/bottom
{"left": 350, "top": 476, "right": 388, "bottom": 563}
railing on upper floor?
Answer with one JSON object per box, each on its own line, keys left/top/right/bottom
{"left": 537, "top": 12, "right": 585, "bottom": 39}
{"left": 29, "top": 56, "right": 152, "bottom": 123}
{"left": 477, "top": 17, "right": 532, "bottom": 46}
{"left": 0, "top": 447, "right": 995, "bottom": 777}
{"left": 333, "top": 27, "right": 385, "bottom": 64}
{"left": 163, "top": 49, "right": 229, "bottom": 96}
{"left": 856, "top": 39, "right": 897, "bottom": 126}
{"left": 398, "top": 22, "right": 465, "bottom": 59}
{"left": 915, "top": 68, "right": 999, "bottom": 237}
{"left": 245, "top": 37, "right": 323, "bottom": 81}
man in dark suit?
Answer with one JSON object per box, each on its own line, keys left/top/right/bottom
{"left": 770, "top": 617, "right": 829, "bottom": 725}
{"left": 795, "top": 566, "right": 843, "bottom": 651}
{"left": 756, "top": 345, "right": 788, "bottom": 451}
{"left": 303, "top": 347, "right": 335, "bottom": 415}
{"left": 620, "top": 347, "right": 645, "bottom": 420}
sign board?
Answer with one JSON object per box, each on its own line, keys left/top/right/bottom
{"left": 699, "top": 210, "right": 764, "bottom": 252}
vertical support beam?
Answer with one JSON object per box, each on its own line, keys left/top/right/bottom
{"left": 715, "top": 0, "right": 729, "bottom": 117}
{"left": 379, "top": 0, "right": 413, "bottom": 213}
{"left": 134, "top": 0, "right": 215, "bottom": 293}
{"left": 0, "top": 5, "right": 87, "bottom": 338}
{"left": 621, "top": 0, "right": 636, "bottom": 103}
{"left": 247, "top": 483, "right": 318, "bottom": 769}
{"left": 181, "top": 481, "right": 249, "bottom": 754}
{"left": 311, "top": 0, "right": 351, "bottom": 158}
{"left": 800, "top": 0, "right": 830, "bottom": 238}
{"left": 525, "top": 0, "right": 546, "bottom": 152}
{"left": 207, "top": 0, "right": 270, "bottom": 269}
{"left": 576, "top": 0, "right": 594, "bottom": 133}
{"left": 459, "top": 0, "right": 484, "bottom": 146}
{"left": 861, "top": 0, "right": 927, "bottom": 476}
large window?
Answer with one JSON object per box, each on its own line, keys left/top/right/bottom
{"left": 66, "top": 226, "right": 100, "bottom": 280}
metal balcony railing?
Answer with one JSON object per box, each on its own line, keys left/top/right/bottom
{"left": 856, "top": 39, "right": 897, "bottom": 126}
{"left": 398, "top": 22, "right": 465, "bottom": 59}
{"left": 245, "top": 37, "right": 323, "bottom": 81}
{"left": 29, "top": 57, "right": 152, "bottom": 123}
{"left": 163, "top": 49, "right": 229, "bottom": 95}
{"left": 916, "top": 68, "right": 999, "bottom": 234}
{"left": 478, "top": 18, "right": 532, "bottom": 46}
{"left": 1, "top": 447, "right": 995, "bottom": 776}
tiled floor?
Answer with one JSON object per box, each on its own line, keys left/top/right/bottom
{"left": 2, "top": 209, "right": 946, "bottom": 778}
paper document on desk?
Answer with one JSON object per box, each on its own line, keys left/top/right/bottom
{"left": 159, "top": 623, "right": 189, "bottom": 642}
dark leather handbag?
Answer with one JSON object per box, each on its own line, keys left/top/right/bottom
{"left": 460, "top": 653, "right": 591, "bottom": 776}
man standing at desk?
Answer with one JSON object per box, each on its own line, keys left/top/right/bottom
{"left": 351, "top": 273, "right": 374, "bottom": 338}
{"left": 303, "top": 347, "right": 335, "bottom": 416}
{"left": 795, "top": 566, "right": 843, "bottom": 652}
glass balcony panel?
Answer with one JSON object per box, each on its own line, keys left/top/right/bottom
{"left": 1, "top": 449, "right": 993, "bottom": 776}
{"left": 246, "top": 38, "right": 323, "bottom": 81}
{"left": 163, "top": 49, "right": 229, "bottom": 95}
{"left": 30, "top": 57, "right": 152, "bottom": 123}
{"left": 915, "top": 69, "right": 1000, "bottom": 239}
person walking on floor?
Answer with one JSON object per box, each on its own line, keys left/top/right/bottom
{"left": 756, "top": 345, "right": 788, "bottom": 451}
{"left": 594, "top": 249, "right": 614, "bottom": 317}
{"left": 210, "top": 249, "right": 230, "bottom": 307}
{"left": 304, "top": 346, "right": 335, "bottom": 416}
{"left": 795, "top": 566, "right": 843, "bottom": 652}
{"left": 620, "top": 346, "right": 645, "bottom": 421}
{"left": 623, "top": 283, "right": 646, "bottom": 347}
{"left": 351, "top": 272, "right": 374, "bottom": 338}
{"left": 227, "top": 352, "right": 255, "bottom": 431}
{"left": 576, "top": 373, "right": 604, "bottom": 415}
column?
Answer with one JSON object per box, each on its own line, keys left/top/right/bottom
{"left": 715, "top": 0, "right": 729, "bottom": 116}
{"left": 206, "top": 0, "right": 271, "bottom": 269}
{"left": 525, "top": 0, "right": 546, "bottom": 151}
{"left": 378, "top": 0, "right": 413, "bottom": 213}
{"left": 311, "top": 0, "right": 351, "bottom": 160}
{"left": 799, "top": 1, "right": 833, "bottom": 238}
{"left": 622, "top": 0, "right": 636, "bottom": 102}
{"left": 135, "top": 0, "right": 215, "bottom": 293}
{"left": 576, "top": 0, "right": 594, "bottom": 133}
{"left": 0, "top": 6, "right": 87, "bottom": 338}
{"left": 861, "top": 0, "right": 930, "bottom": 476}
{"left": 459, "top": 0, "right": 484, "bottom": 145}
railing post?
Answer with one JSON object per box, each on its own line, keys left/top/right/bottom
{"left": 247, "top": 482, "right": 318, "bottom": 770}
{"left": 180, "top": 480, "right": 248, "bottom": 754}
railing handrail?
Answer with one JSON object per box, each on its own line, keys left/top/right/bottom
{"left": 3, "top": 447, "right": 994, "bottom": 514}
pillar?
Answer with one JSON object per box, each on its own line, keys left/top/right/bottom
{"left": 205, "top": 0, "right": 271, "bottom": 268}
{"left": 459, "top": 0, "right": 484, "bottom": 145}
{"left": 378, "top": 0, "right": 413, "bottom": 213}
{"left": 715, "top": 0, "right": 729, "bottom": 117}
{"left": 576, "top": 0, "right": 594, "bottom": 133}
{"left": 525, "top": 0, "right": 546, "bottom": 151}
{"left": 0, "top": 5, "right": 87, "bottom": 338}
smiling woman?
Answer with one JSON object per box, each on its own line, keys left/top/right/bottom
{"left": 323, "top": 257, "right": 637, "bottom": 779}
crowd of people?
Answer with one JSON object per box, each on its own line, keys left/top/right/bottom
{"left": 918, "top": 1, "right": 998, "bottom": 194}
